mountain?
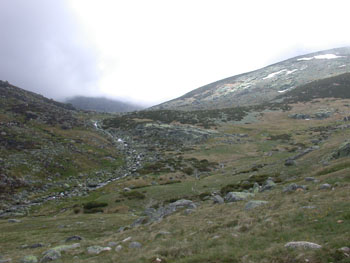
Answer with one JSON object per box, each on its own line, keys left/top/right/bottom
{"left": 152, "top": 46, "right": 350, "bottom": 110}
{"left": 1, "top": 47, "right": 350, "bottom": 263}
{"left": 65, "top": 96, "right": 143, "bottom": 113}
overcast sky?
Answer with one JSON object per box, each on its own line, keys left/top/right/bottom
{"left": 1, "top": 0, "right": 350, "bottom": 106}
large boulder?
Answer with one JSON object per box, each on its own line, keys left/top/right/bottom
{"left": 285, "top": 241, "right": 322, "bottom": 249}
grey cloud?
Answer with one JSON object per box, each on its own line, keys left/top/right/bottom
{"left": 0, "top": 0, "right": 99, "bottom": 100}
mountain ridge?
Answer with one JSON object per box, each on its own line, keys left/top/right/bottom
{"left": 151, "top": 46, "right": 350, "bottom": 110}
{"left": 65, "top": 96, "right": 144, "bottom": 113}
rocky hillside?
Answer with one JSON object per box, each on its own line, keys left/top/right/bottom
{"left": 65, "top": 96, "right": 143, "bottom": 113}
{"left": 152, "top": 46, "right": 350, "bottom": 110}
{"left": 1, "top": 48, "right": 350, "bottom": 263}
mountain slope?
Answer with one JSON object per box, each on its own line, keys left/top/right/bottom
{"left": 65, "top": 96, "right": 143, "bottom": 113}
{"left": 152, "top": 46, "right": 350, "bottom": 110}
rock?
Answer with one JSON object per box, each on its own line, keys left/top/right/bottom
{"left": 252, "top": 182, "right": 260, "bottom": 193}
{"left": 51, "top": 243, "right": 80, "bottom": 252}
{"left": 117, "top": 226, "right": 125, "bottom": 232}
{"left": 123, "top": 187, "right": 131, "bottom": 192}
{"left": 288, "top": 114, "right": 310, "bottom": 120}
{"left": 169, "top": 199, "right": 196, "bottom": 209}
{"left": 339, "top": 247, "right": 350, "bottom": 253}
{"left": 129, "top": 242, "right": 142, "bottom": 249}
{"left": 87, "top": 246, "right": 111, "bottom": 255}
{"left": 305, "top": 177, "right": 316, "bottom": 182}
{"left": 8, "top": 219, "right": 21, "bottom": 223}
{"left": 260, "top": 180, "right": 276, "bottom": 192}
{"left": 212, "top": 195, "right": 224, "bottom": 204}
{"left": 131, "top": 216, "right": 149, "bottom": 227}
{"left": 319, "top": 183, "right": 331, "bottom": 190}
{"left": 107, "top": 242, "right": 118, "bottom": 247}
{"left": 40, "top": 250, "right": 61, "bottom": 262}
{"left": 225, "top": 192, "right": 254, "bottom": 202}
{"left": 285, "top": 159, "right": 296, "bottom": 166}
{"left": 115, "top": 245, "right": 122, "bottom": 252}
{"left": 0, "top": 259, "right": 11, "bottom": 263}
{"left": 245, "top": 200, "right": 268, "bottom": 210}
{"left": 285, "top": 241, "right": 322, "bottom": 249}
{"left": 122, "top": 237, "right": 132, "bottom": 243}
{"left": 65, "top": 235, "right": 82, "bottom": 242}
{"left": 283, "top": 183, "right": 307, "bottom": 193}
{"left": 301, "top": 206, "right": 316, "bottom": 209}
{"left": 332, "top": 141, "right": 350, "bottom": 159}
{"left": 21, "top": 255, "right": 38, "bottom": 263}
{"left": 184, "top": 208, "right": 194, "bottom": 215}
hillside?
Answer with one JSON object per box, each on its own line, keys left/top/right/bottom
{"left": 151, "top": 46, "right": 350, "bottom": 110}
{"left": 65, "top": 96, "right": 143, "bottom": 113}
{"left": 1, "top": 53, "right": 350, "bottom": 263}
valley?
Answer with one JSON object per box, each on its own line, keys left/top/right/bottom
{"left": 1, "top": 49, "right": 350, "bottom": 263}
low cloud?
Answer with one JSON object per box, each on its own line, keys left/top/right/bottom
{"left": 0, "top": 0, "right": 99, "bottom": 100}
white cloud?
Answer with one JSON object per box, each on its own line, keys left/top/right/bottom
{"left": 4, "top": 0, "right": 350, "bottom": 105}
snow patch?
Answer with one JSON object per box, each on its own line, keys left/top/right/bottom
{"left": 298, "top": 54, "right": 343, "bottom": 61}
{"left": 263, "top": 69, "right": 287, "bottom": 80}
{"left": 339, "top": 64, "right": 346, "bottom": 68}
{"left": 286, "top": 69, "right": 298, "bottom": 75}
{"left": 278, "top": 87, "right": 294, "bottom": 93}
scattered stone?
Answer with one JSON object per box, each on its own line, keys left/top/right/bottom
{"left": 285, "top": 241, "right": 322, "bottom": 249}
{"left": 129, "top": 242, "right": 142, "bottom": 249}
{"left": 29, "top": 243, "right": 44, "bottom": 249}
{"left": 107, "top": 242, "right": 118, "bottom": 247}
{"left": 225, "top": 192, "right": 254, "bottom": 202}
{"left": 51, "top": 243, "right": 80, "bottom": 252}
{"left": 169, "top": 199, "right": 196, "bottom": 210}
{"left": 285, "top": 159, "right": 296, "bottom": 166}
{"left": 8, "top": 219, "right": 21, "bottom": 223}
{"left": 319, "top": 183, "right": 331, "bottom": 190}
{"left": 245, "top": 200, "right": 268, "bottom": 210}
{"left": 339, "top": 247, "right": 350, "bottom": 253}
{"left": 40, "top": 250, "right": 61, "bottom": 262}
{"left": 212, "top": 195, "right": 224, "bottom": 204}
{"left": 331, "top": 141, "right": 350, "bottom": 159}
{"left": 252, "top": 182, "right": 260, "bottom": 193}
{"left": 283, "top": 183, "right": 307, "bottom": 193}
{"left": 123, "top": 187, "right": 131, "bottom": 192}
{"left": 260, "top": 180, "right": 276, "bottom": 192}
{"left": 65, "top": 235, "right": 83, "bottom": 242}
{"left": 288, "top": 113, "right": 310, "bottom": 120}
{"left": 21, "top": 255, "right": 38, "bottom": 263}
{"left": 117, "top": 226, "right": 125, "bottom": 233}
{"left": 115, "top": 245, "right": 122, "bottom": 252}
{"left": 184, "top": 208, "right": 194, "bottom": 215}
{"left": 122, "top": 237, "right": 132, "bottom": 243}
{"left": 0, "top": 259, "right": 12, "bottom": 263}
{"left": 87, "top": 246, "right": 111, "bottom": 255}
{"left": 305, "top": 177, "right": 316, "bottom": 182}
{"left": 301, "top": 206, "right": 316, "bottom": 209}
